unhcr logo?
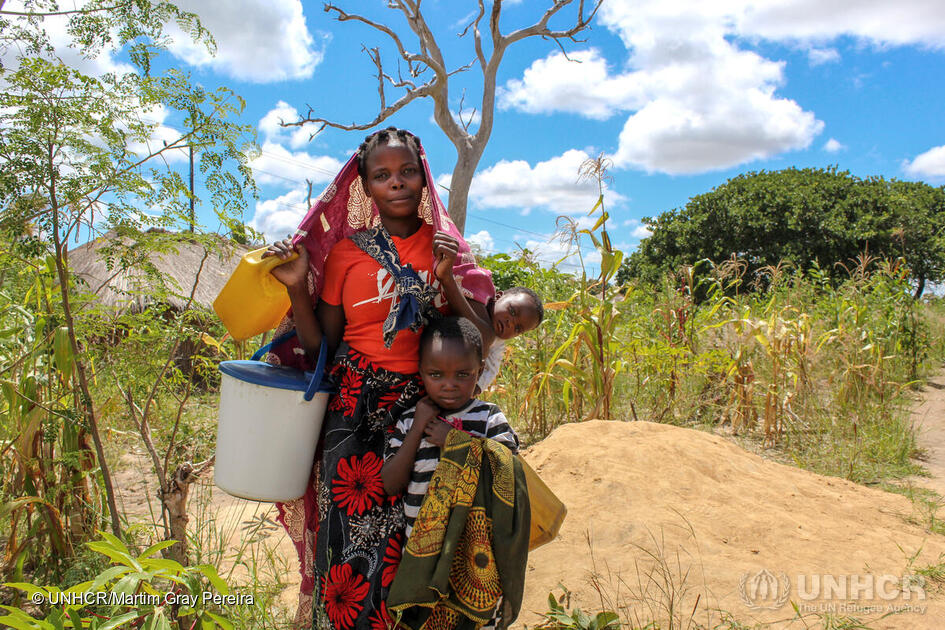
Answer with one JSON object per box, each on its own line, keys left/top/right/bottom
{"left": 739, "top": 569, "right": 791, "bottom": 609}
{"left": 738, "top": 569, "right": 927, "bottom": 611}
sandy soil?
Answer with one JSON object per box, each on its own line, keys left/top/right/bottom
{"left": 518, "top": 420, "right": 945, "bottom": 629}
{"left": 115, "top": 372, "right": 945, "bottom": 629}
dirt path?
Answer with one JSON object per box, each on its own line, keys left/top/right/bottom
{"left": 908, "top": 371, "right": 945, "bottom": 498}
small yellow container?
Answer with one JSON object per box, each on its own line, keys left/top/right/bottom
{"left": 520, "top": 458, "right": 567, "bottom": 550}
{"left": 213, "top": 247, "right": 298, "bottom": 341}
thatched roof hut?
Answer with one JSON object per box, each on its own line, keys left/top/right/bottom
{"left": 68, "top": 230, "right": 252, "bottom": 313}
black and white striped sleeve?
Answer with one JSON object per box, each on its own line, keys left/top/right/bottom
{"left": 482, "top": 404, "right": 519, "bottom": 454}
{"left": 386, "top": 406, "right": 415, "bottom": 461}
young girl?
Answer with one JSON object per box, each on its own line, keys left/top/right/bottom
{"left": 381, "top": 316, "right": 529, "bottom": 629}
{"left": 264, "top": 128, "right": 494, "bottom": 629}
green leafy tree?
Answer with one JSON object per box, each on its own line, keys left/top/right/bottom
{"left": 620, "top": 167, "right": 945, "bottom": 296}
{"left": 0, "top": 0, "right": 254, "bottom": 569}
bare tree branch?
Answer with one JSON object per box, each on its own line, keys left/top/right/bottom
{"left": 460, "top": 0, "right": 488, "bottom": 72}
{"left": 288, "top": 81, "right": 433, "bottom": 134}
{"left": 504, "top": 0, "right": 602, "bottom": 46}
{"left": 286, "top": 0, "right": 601, "bottom": 233}
{"left": 325, "top": 2, "right": 436, "bottom": 75}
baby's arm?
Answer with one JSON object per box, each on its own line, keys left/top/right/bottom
{"left": 432, "top": 231, "right": 496, "bottom": 350}
{"left": 382, "top": 398, "right": 439, "bottom": 495}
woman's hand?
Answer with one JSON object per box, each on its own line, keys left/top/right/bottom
{"left": 432, "top": 231, "right": 459, "bottom": 283}
{"left": 423, "top": 418, "right": 452, "bottom": 447}
{"left": 263, "top": 238, "right": 310, "bottom": 290}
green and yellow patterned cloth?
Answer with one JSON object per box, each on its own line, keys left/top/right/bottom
{"left": 387, "top": 430, "right": 530, "bottom": 629}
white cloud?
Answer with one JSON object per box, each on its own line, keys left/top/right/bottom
{"left": 823, "top": 138, "right": 846, "bottom": 153}
{"left": 631, "top": 225, "right": 653, "bottom": 238}
{"left": 734, "top": 1, "right": 945, "bottom": 48}
{"left": 500, "top": 0, "right": 945, "bottom": 175}
{"left": 467, "top": 149, "right": 625, "bottom": 215}
{"left": 500, "top": 49, "right": 644, "bottom": 119}
{"left": 465, "top": 230, "right": 495, "bottom": 254}
{"left": 166, "top": 0, "right": 324, "bottom": 82}
{"left": 259, "top": 101, "right": 320, "bottom": 149}
{"left": 807, "top": 47, "right": 840, "bottom": 66}
{"left": 903, "top": 145, "right": 945, "bottom": 178}
{"left": 249, "top": 189, "right": 310, "bottom": 241}
{"left": 599, "top": 0, "right": 824, "bottom": 174}
{"left": 249, "top": 141, "right": 344, "bottom": 188}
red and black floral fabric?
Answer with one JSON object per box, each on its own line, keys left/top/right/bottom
{"left": 313, "top": 345, "right": 423, "bottom": 629}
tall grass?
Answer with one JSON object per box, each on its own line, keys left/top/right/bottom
{"left": 485, "top": 252, "right": 945, "bottom": 484}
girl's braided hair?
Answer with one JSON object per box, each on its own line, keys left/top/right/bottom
{"left": 356, "top": 126, "right": 423, "bottom": 179}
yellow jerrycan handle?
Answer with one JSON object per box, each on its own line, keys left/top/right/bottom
{"left": 213, "top": 246, "right": 300, "bottom": 342}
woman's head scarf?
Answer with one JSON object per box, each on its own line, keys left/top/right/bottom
{"left": 266, "top": 139, "right": 494, "bottom": 369}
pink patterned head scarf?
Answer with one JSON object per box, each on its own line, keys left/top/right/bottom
{"left": 267, "top": 138, "right": 494, "bottom": 369}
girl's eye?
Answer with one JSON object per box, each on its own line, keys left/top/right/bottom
{"left": 374, "top": 172, "right": 388, "bottom": 180}
{"left": 510, "top": 307, "right": 517, "bottom": 316}
{"left": 403, "top": 166, "right": 416, "bottom": 175}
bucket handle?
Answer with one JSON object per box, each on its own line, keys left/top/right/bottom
{"left": 250, "top": 331, "right": 328, "bottom": 402}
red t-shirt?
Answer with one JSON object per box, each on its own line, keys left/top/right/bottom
{"left": 321, "top": 223, "right": 447, "bottom": 374}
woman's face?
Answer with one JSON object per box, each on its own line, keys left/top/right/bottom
{"left": 362, "top": 141, "right": 425, "bottom": 224}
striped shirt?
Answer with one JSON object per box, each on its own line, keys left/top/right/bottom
{"left": 386, "top": 399, "right": 519, "bottom": 537}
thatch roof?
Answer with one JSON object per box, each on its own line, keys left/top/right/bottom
{"left": 68, "top": 230, "right": 252, "bottom": 312}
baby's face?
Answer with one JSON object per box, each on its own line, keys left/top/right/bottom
{"left": 419, "top": 337, "right": 483, "bottom": 412}
{"left": 492, "top": 293, "right": 540, "bottom": 340}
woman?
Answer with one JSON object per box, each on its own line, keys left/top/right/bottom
{"left": 264, "top": 128, "right": 494, "bottom": 629}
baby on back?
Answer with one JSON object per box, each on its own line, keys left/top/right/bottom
{"left": 431, "top": 231, "right": 544, "bottom": 391}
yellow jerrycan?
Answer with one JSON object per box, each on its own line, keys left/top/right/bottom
{"left": 520, "top": 457, "right": 567, "bottom": 550}
{"left": 213, "top": 247, "right": 298, "bottom": 341}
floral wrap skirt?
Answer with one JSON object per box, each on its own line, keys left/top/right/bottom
{"left": 309, "top": 346, "right": 422, "bottom": 629}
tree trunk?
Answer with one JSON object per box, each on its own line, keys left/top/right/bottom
{"left": 444, "top": 138, "right": 488, "bottom": 235}
{"left": 163, "top": 463, "right": 195, "bottom": 565}
{"left": 446, "top": 156, "right": 477, "bottom": 235}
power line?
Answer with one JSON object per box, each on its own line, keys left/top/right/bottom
{"left": 465, "top": 212, "right": 551, "bottom": 239}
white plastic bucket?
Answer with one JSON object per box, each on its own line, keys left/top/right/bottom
{"left": 215, "top": 340, "right": 330, "bottom": 502}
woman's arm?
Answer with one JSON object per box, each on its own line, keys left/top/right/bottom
{"left": 432, "top": 231, "right": 496, "bottom": 349}
{"left": 265, "top": 240, "right": 324, "bottom": 357}
{"left": 381, "top": 398, "right": 438, "bottom": 495}
{"left": 315, "top": 299, "right": 345, "bottom": 361}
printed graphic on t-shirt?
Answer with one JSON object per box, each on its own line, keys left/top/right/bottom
{"left": 353, "top": 267, "right": 447, "bottom": 310}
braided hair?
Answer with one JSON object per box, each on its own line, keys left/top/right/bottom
{"left": 420, "top": 316, "right": 483, "bottom": 362}
{"left": 356, "top": 126, "right": 423, "bottom": 179}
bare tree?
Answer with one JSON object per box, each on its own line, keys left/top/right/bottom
{"left": 287, "top": 0, "right": 602, "bottom": 234}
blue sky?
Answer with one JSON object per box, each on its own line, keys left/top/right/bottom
{"left": 16, "top": 0, "right": 945, "bottom": 273}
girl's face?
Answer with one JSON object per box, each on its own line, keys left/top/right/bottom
{"left": 362, "top": 141, "right": 425, "bottom": 228}
{"left": 492, "top": 292, "right": 541, "bottom": 340}
{"left": 419, "top": 337, "right": 483, "bottom": 412}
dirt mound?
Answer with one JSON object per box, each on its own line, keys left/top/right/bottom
{"left": 518, "top": 421, "right": 945, "bottom": 629}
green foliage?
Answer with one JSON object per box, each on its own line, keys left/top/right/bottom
{"left": 0, "top": 532, "right": 234, "bottom": 629}
{"left": 621, "top": 167, "right": 945, "bottom": 296}
{"left": 532, "top": 155, "right": 625, "bottom": 421}
{"left": 538, "top": 591, "right": 620, "bottom": 630}
{"left": 0, "top": 0, "right": 255, "bottom": 580}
